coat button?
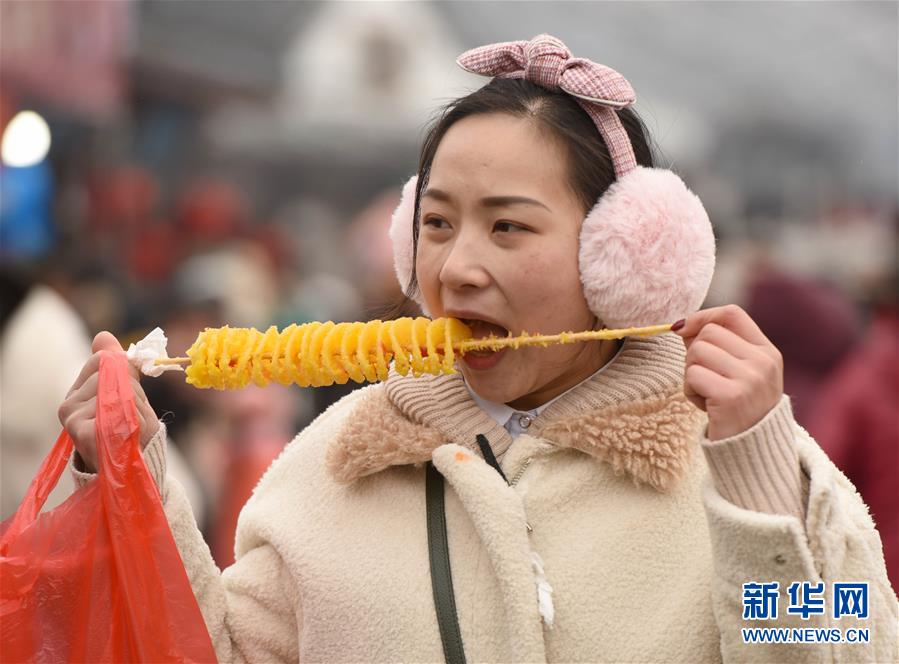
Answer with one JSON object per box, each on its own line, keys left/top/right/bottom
{"left": 518, "top": 414, "right": 532, "bottom": 429}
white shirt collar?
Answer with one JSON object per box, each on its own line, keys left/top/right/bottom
{"left": 462, "top": 339, "right": 625, "bottom": 436}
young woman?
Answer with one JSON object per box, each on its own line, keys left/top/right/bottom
{"left": 59, "top": 35, "right": 897, "bottom": 662}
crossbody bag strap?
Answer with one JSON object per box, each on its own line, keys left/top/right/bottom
{"left": 425, "top": 460, "right": 467, "bottom": 664}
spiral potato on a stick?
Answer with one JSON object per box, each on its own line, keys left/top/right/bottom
{"left": 162, "top": 317, "right": 675, "bottom": 390}
{"left": 184, "top": 317, "right": 472, "bottom": 389}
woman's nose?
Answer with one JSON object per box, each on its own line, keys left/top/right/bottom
{"left": 438, "top": 234, "right": 492, "bottom": 291}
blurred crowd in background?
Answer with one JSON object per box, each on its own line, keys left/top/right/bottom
{"left": 1, "top": 1, "right": 896, "bottom": 591}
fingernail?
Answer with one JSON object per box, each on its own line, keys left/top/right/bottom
{"left": 671, "top": 319, "right": 686, "bottom": 332}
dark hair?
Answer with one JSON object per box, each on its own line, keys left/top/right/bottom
{"left": 370, "top": 77, "right": 658, "bottom": 320}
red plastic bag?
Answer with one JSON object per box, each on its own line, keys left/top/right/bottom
{"left": 0, "top": 351, "right": 217, "bottom": 663}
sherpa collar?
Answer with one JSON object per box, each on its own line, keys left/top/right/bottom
{"left": 326, "top": 332, "right": 706, "bottom": 492}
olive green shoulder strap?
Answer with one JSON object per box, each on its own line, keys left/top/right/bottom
{"left": 425, "top": 461, "right": 466, "bottom": 664}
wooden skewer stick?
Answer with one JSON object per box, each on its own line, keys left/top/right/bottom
{"left": 154, "top": 322, "right": 676, "bottom": 367}
{"left": 455, "top": 322, "right": 673, "bottom": 352}
{"left": 155, "top": 357, "right": 194, "bottom": 366}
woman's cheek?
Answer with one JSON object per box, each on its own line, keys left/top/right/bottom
{"left": 512, "top": 249, "right": 556, "bottom": 290}
{"left": 523, "top": 253, "right": 576, "bottom": 309}
{"left": 415, "top": 246, "right": 441, "bottom": 300}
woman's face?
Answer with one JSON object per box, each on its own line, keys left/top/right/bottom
{"left": 416, "top": 112, "right": 607, "bottom": 409}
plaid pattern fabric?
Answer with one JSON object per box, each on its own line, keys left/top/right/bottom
{"left": 457, "top": 34, "right": 638, "bottom": 177}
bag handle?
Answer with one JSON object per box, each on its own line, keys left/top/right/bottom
{"left": 0, "top": 351, "right": 142, "bottom": 549}
{"left": 426, "top": 460, "right": 467, "bottom": 664}
{"left": 0, "top": 431, "right": 73, "bottom": 548}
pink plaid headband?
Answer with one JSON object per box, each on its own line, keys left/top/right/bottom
{"left": 457, "top": 34, "right": 638, "bottom": 179}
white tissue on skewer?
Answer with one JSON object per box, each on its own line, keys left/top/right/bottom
{"left": 126, "top": 327, "right": 183, "bottom": 377}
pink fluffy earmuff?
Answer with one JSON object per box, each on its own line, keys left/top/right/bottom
{"left": 388, "top": 34, "right": 716, "bottom": 329}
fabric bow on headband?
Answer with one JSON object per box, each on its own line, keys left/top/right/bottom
{"left": 456, "top": 34, "right": 638, "bottom": 177}
{"left": 456, "top": 34, "right": 635, "bottom": 108}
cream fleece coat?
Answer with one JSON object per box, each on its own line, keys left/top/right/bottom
{"left": 74, "top": 332, "right": 898, "bottom": 662}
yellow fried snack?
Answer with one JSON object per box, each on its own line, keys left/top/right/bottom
{"left": 174, "top": 317, "right": 676, "bottom": 390}
{"left": 184, "top": 317, "right": 473, "bottom": 390}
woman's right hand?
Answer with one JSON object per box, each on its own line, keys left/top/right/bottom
{"left": 58, "top": 331, "right": 161, "bottom": 474}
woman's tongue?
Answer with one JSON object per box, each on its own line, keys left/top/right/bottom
{"left": 468, "top": 320, "right": 508, "bottom": 356}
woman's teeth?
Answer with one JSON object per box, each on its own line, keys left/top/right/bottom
{"left": 462, "top": 318, "right": 508, "bottom": 338}
{"left": 460, "top": 319, "right": 508, "bottom": 356}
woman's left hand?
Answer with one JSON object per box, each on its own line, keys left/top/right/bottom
{"left": 672, "top": 304, "right": 784, "bottom": 441}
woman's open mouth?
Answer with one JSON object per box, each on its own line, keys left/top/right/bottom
{"left": 458, "top": 317, "right": 509, "bottom": 369}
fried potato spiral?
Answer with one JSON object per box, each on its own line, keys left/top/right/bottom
{"left": 184, "top": 317, "right": 472, "bottom": 390}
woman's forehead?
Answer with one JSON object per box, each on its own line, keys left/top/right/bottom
{"left": 428, "top": 114, "right": 570, "bottom": 204}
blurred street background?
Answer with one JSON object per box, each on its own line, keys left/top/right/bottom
{"left": 1, "top": 1, "right": 896, "bottom": 588}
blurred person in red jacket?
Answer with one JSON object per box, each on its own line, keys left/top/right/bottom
{"left": 208, "top": 383, "right": 309, "bottom": 568}
{"left": 807, "top": 266, "right": 899, "bottom": 594}
{"left": 744, "top": 266, "right": 862, "bottom": 428}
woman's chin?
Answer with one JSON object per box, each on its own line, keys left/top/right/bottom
{"left": 458, "top": 362, "right": 520, "bottom": 403}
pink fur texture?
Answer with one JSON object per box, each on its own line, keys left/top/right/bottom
{"left": 388, "top": 174, "right": 430, "bottom": 314}
{"left": 579, "top": 166, "right": 716, "bottom": 328}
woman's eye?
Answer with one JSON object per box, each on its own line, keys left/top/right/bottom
{"left": 423, "top": 216, "right": 449, "bottom": 229}
{"left": 494, "top": 221, "right": 527, "bottom": 233}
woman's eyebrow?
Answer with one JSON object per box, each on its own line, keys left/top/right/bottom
{"left": 422, "top": 188, "right": 551, "bottom": 212}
